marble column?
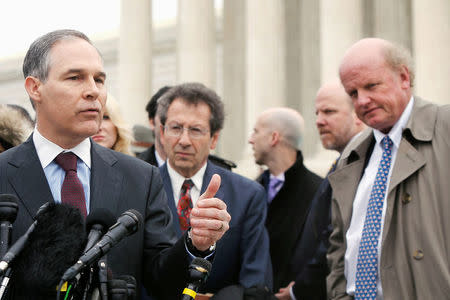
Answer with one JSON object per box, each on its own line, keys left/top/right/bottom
{"left": 285, "top": 0, "right": 320, "bottom": 157}
{"left": 363, "top": 0, "right": 412, "bottom": 50}
{"left": 221, "top": 0, "right": 247, "bottom": 162}
{"left": 118, "top": 0, "right": 152, "bottom": 126}
{"left": 177, "top": 0, "right": 215, "bottom": 88}
{"left": 412, "top": 0, "right": 450, "bottom": 105}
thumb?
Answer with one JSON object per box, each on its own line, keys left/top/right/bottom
{"left": 199, "top": 174, "right": 221, "bottom": 200}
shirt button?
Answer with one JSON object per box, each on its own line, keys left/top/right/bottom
{"left": 402, "top": 193, "right": 411, "bottom": 204}
{"left": 413, "top": 249, "right": 424, "bottom": 260}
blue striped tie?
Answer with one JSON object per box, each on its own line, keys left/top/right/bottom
{"left": 355, "top": 136, "right": 393, "bottom": 300}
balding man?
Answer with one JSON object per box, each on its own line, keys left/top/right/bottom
{"left": 276, "top": 81, "right": 365, "bottom": 300}
{"left": 249, "top": 108, "right": 322, "bottom": 292}
{"left": 328, "top": 38, "right": 450, "bottom": 299}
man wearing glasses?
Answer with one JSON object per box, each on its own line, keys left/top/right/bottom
{"left": 157, "top": 82, "right": 273, "bottom": 294}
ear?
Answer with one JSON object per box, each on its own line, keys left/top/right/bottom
{"left": 398, "top": 65, "right": 411, "bottom": 89}
{"left": 270, "top": 131, "right": 280, "bottom": 147}
{"left": 24, "top": 76, "right": 42, "bottom": 104}
{"left": 209, "top": 131, "right": 220, "bottom": 150}
{"left": 159, "top": 124, "right": 165, "bottom": 142}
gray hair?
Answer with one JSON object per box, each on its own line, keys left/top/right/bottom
{"left": 383, "top": 42, "right": 415, "bottom": 87}
{"left": 157, "top": 82, "right": 225, "bottom": 135}
{"left": 23, "top": 29, "right": 94, "bottom": 82}
{"left": 264, "top": 108, "right": 304, "bottom": 150}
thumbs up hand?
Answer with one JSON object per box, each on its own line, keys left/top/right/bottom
{"left": 189, "top": 174, "right": 231, "bottom": 251}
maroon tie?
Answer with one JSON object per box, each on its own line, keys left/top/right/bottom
{"left": 54, "top": 152, "right": 87, "bottom": 217}
{"left": 177, "top": 179, "right": 194, "bottom": 232}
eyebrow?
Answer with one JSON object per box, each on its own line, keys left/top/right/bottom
{"left": 63, "top": 69, "right": 107, "bottom": 79}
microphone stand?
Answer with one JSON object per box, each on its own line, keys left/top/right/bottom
{"left": 97, "top": 256, "right": 108, "bottom": 300}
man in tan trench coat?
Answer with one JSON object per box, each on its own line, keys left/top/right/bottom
{"left": 327, "top": 38, "right": 450, "bottom": 299}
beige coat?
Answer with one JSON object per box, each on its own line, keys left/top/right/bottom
{"left": 327, "top": 97, "right": 450, "bottom": 299}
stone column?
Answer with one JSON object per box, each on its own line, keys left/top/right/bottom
{"left": 221, "top": 0, "right": 247, "bottom": 162}
{"left": 363, "top": 0, "right": 412, "bottom": 50}
{"left": 412, "top": 0, "right": 450, "bottom": 105}
{"left": 246, "top": 0, "right": 286, "bottom": 133}
{"left": 177, "top": 0, "right": 215, "bottom": 88}
{"left": 285, "top": 0, "right": 320, "bottom": 157}
{"left": 320, "top": 0, "right": 363, "bottom": 83}
{"left": 118, "top": 0, "right": 152, "bottom": 126}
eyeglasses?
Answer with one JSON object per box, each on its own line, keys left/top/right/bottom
{"left": 164, "top": 124, "right": 210, "bottom": 139}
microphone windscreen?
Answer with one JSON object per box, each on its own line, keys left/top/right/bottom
{"left": 86, "top": 208, "right": 116, "bottom": 232}
{"left": 11, "top": 203, "right": 86, "bottom": 297}
{"left": 192, "top": 257, "right": 212, "bottom": 273}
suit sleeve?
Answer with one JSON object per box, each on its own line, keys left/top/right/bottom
{"left": 326, "top": 196, "right": 353, "bottom": 300}
{"left": 239, "top": 184, "right": 273, "bottom": 289}
{"left": 142, "top": 166, "right": 189, "bottom": 299}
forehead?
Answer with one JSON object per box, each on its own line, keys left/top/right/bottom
{"left": 48, "top": 38, "right": 104, "bottom": 73}
{"left": 166, "top": 98, "right": 211, "bottom": 124}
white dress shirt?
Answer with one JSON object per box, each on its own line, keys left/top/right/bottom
{"left": 166, "top": 161, "right": 207, "bottom": 206}
{"left": 33, "top": 129, "right": 91, "bottom": 213}
{"left": 345, "top": 97, "right": 414, "bottom": 299}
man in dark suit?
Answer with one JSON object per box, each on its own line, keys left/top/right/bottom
{"left": 138, "top": 86, "right": 237, "bottom": 170}
{"left": 248, "top": 107, "right": 322, "bottom": 293}
{"left": 275, "top": 81, "right": 365, "bottom": 300}
{"left": 157, "top": 82, "right": 272, "bottom": 293}
{"left": 0, "top": 29, "right": 231, "bottom": 299}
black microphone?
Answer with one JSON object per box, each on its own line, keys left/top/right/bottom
{"left": 0, "top": 201, "right": 50, "bottom": 275}
{"left": 60, "top": 209, "right": 143, "bottom": 282}
{"left": 84, "top": 208, "right": 116, "bottom": 253}
{"left": 0, "top": 194, "right": 19, "bottom": 258}
{"left": 181, "top": 257, "right": 212, "bottom": 300}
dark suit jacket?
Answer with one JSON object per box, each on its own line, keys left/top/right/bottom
{"left": 0, "top": 136, "right": 190, "bottom": 300}
{"left": 137, "top": 144, "right": 158, "bottom": 166}
{"left": 160, "top": 161, "right": 273, "bottom": 293}
{"left": 291, "top": 163, "right": 336, "bottom": 300}
{"left": 257, "top": 151, "right": 322, "bottom": 291}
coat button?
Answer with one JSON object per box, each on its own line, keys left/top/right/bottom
{"left": 413, "top": 249, "right": 424, "bottom": 260}
{"left": 402, "top": 193, "right": 411, "bottom": 204}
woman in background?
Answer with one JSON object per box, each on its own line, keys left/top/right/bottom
{"left": 92, "top": 94, "right": 134, "bottom": 156}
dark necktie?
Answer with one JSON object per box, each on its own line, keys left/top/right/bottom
{"left": 177, "top": 179, "right": 194, "bottom": 232}
{"left": 54, "top": 152, "right": 87, "bottom": 217}
{"left": 355, "top": 136, "right": 393, "bottom": 299}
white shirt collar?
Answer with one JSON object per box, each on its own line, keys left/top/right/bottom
{"left": 33, "top": 128, "right": 91, "bottom": 169}
{"left": 167, "top": 160, "right": 207, "bottom": 196}
{"left": 373, "top": 96, "right": 414, "bottom": 148}
{"left": 154, "top": 148, "right": 165, "bottom": 167}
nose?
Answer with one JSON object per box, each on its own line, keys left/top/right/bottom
{"left": 178, "top": 128, "right": 192, "bottom": 146}
{"left": 83, "top": 77, "right": 100, "bottom": 100}
{"left": 248, "top": 134, "right": 254, "bottom": 144}
{"left": 316, "top": 113, "right": 326, "bottom": 128}
{"left": 355, "top": 90, "right": 371, "bottom": 107}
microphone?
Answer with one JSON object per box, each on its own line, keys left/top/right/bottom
{"left": 60, "top": 209, "right": 143, "bottom": 282}
{"left": 0, "top": 201, "right": 50, "bottom": 275}
{"left": 0, "top": 194, "right": 19, "bottom": 258}
{"left": 181, "top": 257, "right": 212, "bottom": 300}
{"left": 84, "top": 208, "right": 116, "bottom": 252}
{"left": 9, "top": 203, "right": 86, "bottom": 298}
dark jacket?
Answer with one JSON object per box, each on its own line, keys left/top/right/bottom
{"left": 257, "top": 151, "right": 322, "bottom": 291}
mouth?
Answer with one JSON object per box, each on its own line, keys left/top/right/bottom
{"left": 91, "top": 135, "right": 104, "bottom": 141}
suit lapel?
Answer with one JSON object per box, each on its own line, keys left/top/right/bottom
{"left": 89, "top": 142, "right": 123, "bottom": 214}
{"left": 329, "top": 132, "right": 374, "bottom": 232}
{"left": 159, "top": 163, "right": 182, "bottom": 236}
{"left": 7, "top": 137, "right": 54, "bottom": 218}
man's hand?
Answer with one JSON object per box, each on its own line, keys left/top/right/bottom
{"left": 190, "top": 174, "right": 231, "bottom": 251}
{"left": 275, "top": 281, "right": 295, "bottom": 300}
